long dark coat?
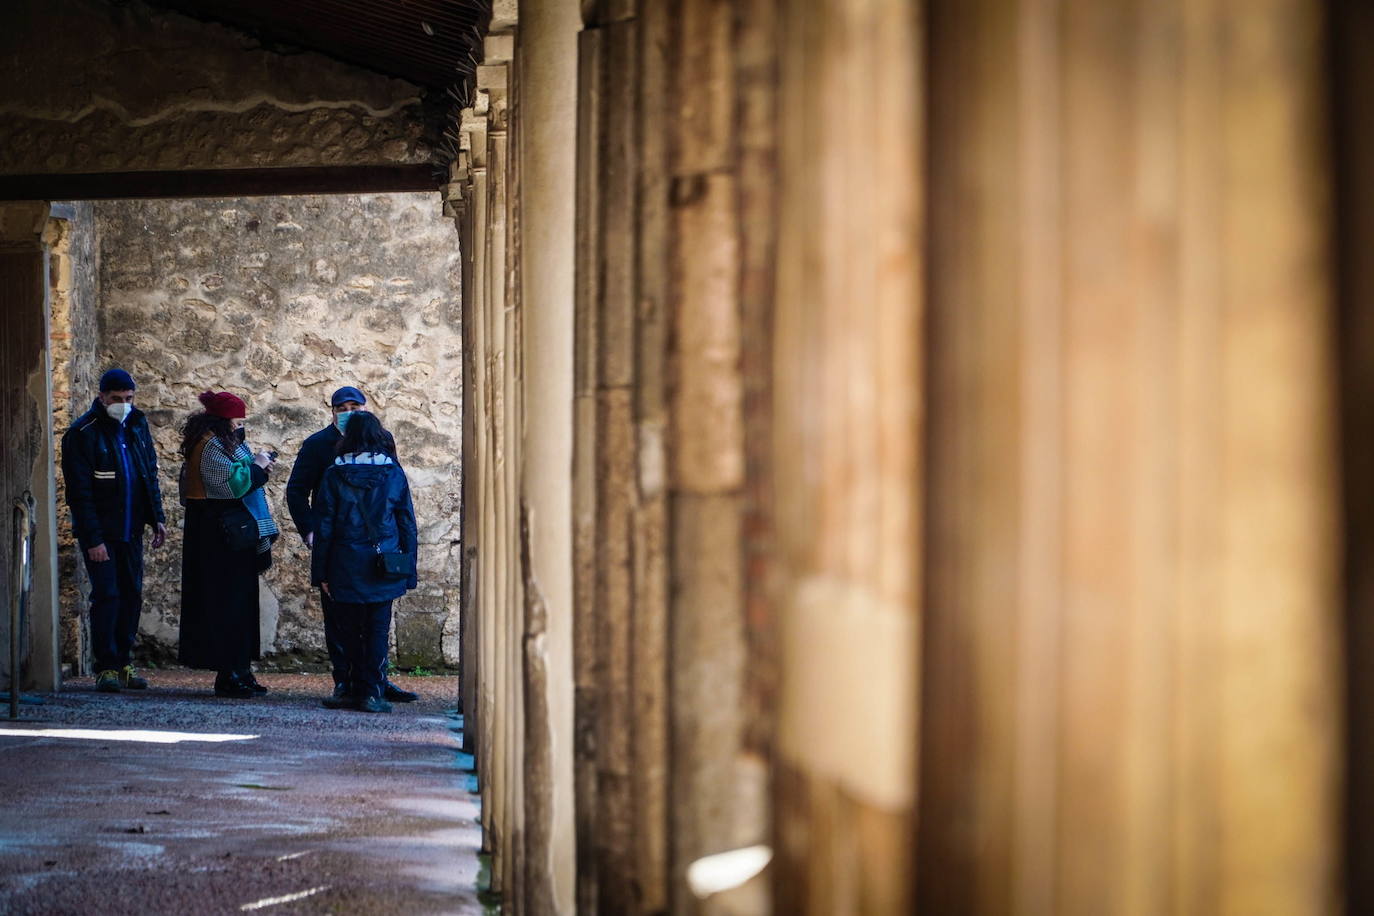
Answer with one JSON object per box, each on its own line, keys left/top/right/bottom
{"left": 178, "top": 464, "right": 270, "bottom": 672}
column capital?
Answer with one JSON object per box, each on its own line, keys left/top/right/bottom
{"left": 484, "top": 32, "right": 515, "bottom": 64}
{"left": 477, "top": 64, "right": 509, "bottom": 92}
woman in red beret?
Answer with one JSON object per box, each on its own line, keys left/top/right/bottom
{"left": 177, "top": 390, "right": 279, "bottom": 698}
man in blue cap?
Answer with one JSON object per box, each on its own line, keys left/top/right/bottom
{"left": 286, "top": 386, "right": 418, "bottom": 704}
{"left": 60, "top": 368, "right": 167, "bottom": 692}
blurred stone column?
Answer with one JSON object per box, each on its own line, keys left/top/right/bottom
{"left": 573, "top": 2, "right": 778, "bottom": 911}
{"left": 570, "top": 18, "right": 604, "bottom": 914}
{"left": 666, "top": 0, "right": 770, "bottom": 912}
{"left": 1335, "top": 0, "right": 1374, "bottom": 908}
{"left": 920, "top": 0, "right": 1340, "bottom": 913}
{"left": 770, "top": 2, "right": 924, "bottom": 913}
{"left": 573, "top": 4, "right": 649, "bottom": 911}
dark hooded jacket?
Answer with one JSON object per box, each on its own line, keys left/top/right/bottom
{"left": 310, "top": 455, "right": 418, "bottom": 603}
{"left": 284, "top": 423, "right": 341, "bottom": 541}
{"left": 286, "top": 423, "right": 400, "bottom": 541}
{"left": 60, "top": 398, "right": 166, "bottom": 549}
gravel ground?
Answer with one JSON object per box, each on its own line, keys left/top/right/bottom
{"left": 0, "top": 670, "right": 485, "bottom": 915}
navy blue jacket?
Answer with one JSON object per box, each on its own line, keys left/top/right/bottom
{"left": 60, "top": 399, "right": 166, "bottom": 549}
{"left": 310, "top": 459, "right": 418, "bottom": 603}
{"left": 286, "top": 423, "right": 399, "bottom": 541}
{"left": 285, "top": 424, "right": 341, "bottom": 541}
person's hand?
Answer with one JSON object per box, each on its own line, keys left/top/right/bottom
{"left": 151, "top": 522, "right": 167, "bottom": 549}
{"left": 305, "top": 531, "right": 315, "bottom": 548}
{"left": 253, "top": 451, "right": 275, "bottom": 470}
{"left": 86, "top": 544, "right": 109, "bottom": 562}
{"left": 321, "top": 581, "right": 331, "bottom": 598}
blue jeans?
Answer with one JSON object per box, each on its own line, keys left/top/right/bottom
{"left": 333, "top": 599, "right": 393, "bottom": 699}
{"left": 83, "top": 539, "right": 143, "bottom": 672}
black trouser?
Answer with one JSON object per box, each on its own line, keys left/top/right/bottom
{"left": 320, "top": 589, "right": 349, "bottom": 683}
{"left": 333, "top": 599, "right": 393, "bottom": 699}
{"left": 83, "top": 539, "right": 143, "bottom": 672}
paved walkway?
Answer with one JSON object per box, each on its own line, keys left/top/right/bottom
{"left": 0, "top": 671, "right": 485, "bottom": 915}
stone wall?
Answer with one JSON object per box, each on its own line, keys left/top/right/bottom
{"left": 89, "top": 192, "right": 462, "bottom": 669}
{"left": 0, "top": 0, "right": 434, "bottom": 175}
{"left": 47, "top": 203, "right": 101, "bottom": 673}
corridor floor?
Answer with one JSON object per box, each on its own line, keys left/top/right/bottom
{"left": 0, "top": 671, "right": 484, "bottom": 915}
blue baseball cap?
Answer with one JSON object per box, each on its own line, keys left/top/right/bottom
{"left": 99, "top": 368, "right": 136, "bottom": 392}
{"left": 330, "top": 386, "right": 366, "bottom": 407}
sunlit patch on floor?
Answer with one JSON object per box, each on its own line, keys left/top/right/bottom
{"left": 0, "top": 726, "right": 259, "bottom": 744}
{"left": 238, "top": 885, "right": 330, "bottom": 911}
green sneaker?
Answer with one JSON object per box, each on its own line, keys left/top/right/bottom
{"left": 95, "top": 669, "right": 121, "bottom": 692}
{"left": 120, "top": 665, "right": 148, "bottom": 690}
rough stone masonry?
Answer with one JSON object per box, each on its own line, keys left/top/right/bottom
{"left": 58, "top": 193, "right": 462, "bottom": 672}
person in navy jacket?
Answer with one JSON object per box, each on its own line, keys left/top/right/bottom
{"left": 286, "top": 386, "right": 417, "bottom": 704}
{"left": 59, "top": 368, "right": 167, "bottom": 692}
{"left": 310, "top": 411, "right": 418, "bottom": 713}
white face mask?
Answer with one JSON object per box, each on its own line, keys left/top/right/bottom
{"left": 105, "top": 402, "right": 133, "bottom": 423}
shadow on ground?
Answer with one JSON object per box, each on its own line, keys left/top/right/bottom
{"left": 0, "top": 670, "right": 482, "bottom": 915}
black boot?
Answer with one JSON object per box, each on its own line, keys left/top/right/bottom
{"left": 321, "top": 690, "right": 356, "bottom": 710}
{"left": 214, "top": 670, "right": 255, "bottom": 699}
{"left": 382, "top": 680, "right": 418, "bottom": 703}
{"left": 357, "top": 695, "right": 392, "bottom": 714}
{"left": 238, "top": 670, "right": 269, "bottom": 696}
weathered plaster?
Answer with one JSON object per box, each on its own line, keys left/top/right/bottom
{"left": 0, "top": 0, "right": 436, "bottom": 175}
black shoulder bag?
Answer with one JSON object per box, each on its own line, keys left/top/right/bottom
{"left": 343, "top": 484, "right": 413, "bottom": 580}
{"left": 219, "top": 503, "right": 260, "bottom": 552}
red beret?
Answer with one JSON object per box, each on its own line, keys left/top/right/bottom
{"left": 199, "top": 390, "right": 246, "bottom": 419}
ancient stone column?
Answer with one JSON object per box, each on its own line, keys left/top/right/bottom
{"left": 1334, "top": 0, "right": 1374, "bottom": 908}
{"left": 459, "top": 30, "right": 541, "bottom": 906}
{"left": 573, "top": 3, "right": 776, "bottom": 911}
{"left": 770, "top": 2, "right": 924, "bottom": 913}
{"left": 451, "top": 153, "right": 481, "bottom": 754}
{"left": 461, "top": 101, "right": 496, "bottom": 851}
{"left": 481, "top": 49, "right": 521, "bottom": 896}
{"left": 666, "top": 0, "right": 770, "bottom": 911}
{"left": 514, "top": 1, "right": 580, "bottom": 912}
{"left": 571, "top": 20, "right": 605, "bottom": 915}
{"left": 583, "top": 8, "right": 644, "bottom": 910}
{"left": 632, "top": 0, "right": 672, "bottom": 910}
{"left": 920, "top": 0, "right": 1340, "bottom": 912}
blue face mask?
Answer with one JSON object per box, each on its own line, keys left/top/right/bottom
{"left": 335, "top": 410, "right": 354, "bottom": 432}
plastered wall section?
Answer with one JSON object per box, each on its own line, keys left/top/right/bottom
{"left": 90, "top": 194, "right": 462, "bottom": 669}
{"left": 47, "top": 203, "right": 101, "bottom": 672}
{"left": 0, "top": 0, "right": 434, "bottom": 175}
